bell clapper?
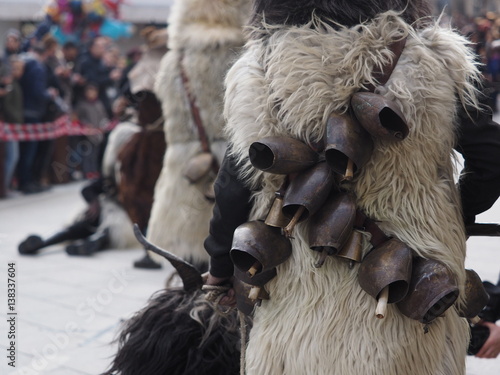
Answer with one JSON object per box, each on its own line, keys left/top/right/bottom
{"left": 423, "top": 324, "right": 430, "bottom": 334}
{"left": 375, "top": 286, "right": 389, "bottom": 319}
{"left": 248, "top": 286, "right": 261, "bottom": 301}
{"left": 247, "top": 261, "right": 262, "bottom": 277}
{"left": 314, "top": 248, "right": 329, "bottom": 268}
{"left": 344, "top": 158, "right": 354, "bottom": 181}
{"left": 284, "top": 206, "right": 306, "bottom": 238}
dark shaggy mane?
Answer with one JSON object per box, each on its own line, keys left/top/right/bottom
{"left": 250, "top": 0, "right": 432, "bottom": 34}
{"left": 102, "top": 288, "right": 244, "bottom": 375}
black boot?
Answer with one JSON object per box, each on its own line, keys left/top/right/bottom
{"left": 66, "top": 228, "right": 110, "bottom": 256}
{"left": 18, "top": 220, "right": 97, "bottom": 255}
{"left": 18, "top": 235, "right": 44, "bottom": 255}
{"left": 133, "top": 251, "right": 162, "bottom": 269}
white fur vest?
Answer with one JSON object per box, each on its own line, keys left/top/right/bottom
{"left": 147, "top": 0, "right": 250, "bottom": 264}
{"left": 225, "top": 12, "right": 480, "bottom": 375}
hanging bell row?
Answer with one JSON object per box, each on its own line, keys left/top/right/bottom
{"left": 356, "top": 240, "right": 466, "bottom": 324}
{"left": 249, "top": 93, "right": 408, "bottom": 185}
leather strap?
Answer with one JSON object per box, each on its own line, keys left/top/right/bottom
{"left": 354, "top": 210, "right": 390, "bottom": 248}
{"left": 365, "top": 37, "right": 407, "bottom": 93}
{"left": 179, "top": 54, "right": 220, "bottom": 174}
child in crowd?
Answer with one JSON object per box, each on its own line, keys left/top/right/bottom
{"left": 1, "top": 56, "right": 24, "bottom": 193}
{"left": 73, "top": 82, "right": 108, "bottom": 179}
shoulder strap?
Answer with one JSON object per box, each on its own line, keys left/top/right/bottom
{"left": 179, "top": 54, "right": 220, "bottom": 173}
{"left": 365, "top": 37, "right": 407, "bottom": 92}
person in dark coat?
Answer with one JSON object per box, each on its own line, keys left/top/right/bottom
{"left": 74, "top": 37, "right": 120, "bottom": 119}
{"left": 17, "top": 43, "right": 54, "bottom": 194}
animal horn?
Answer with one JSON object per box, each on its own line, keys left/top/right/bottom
{"left": 133, "top": 224, "right": 203, "bottom": 292}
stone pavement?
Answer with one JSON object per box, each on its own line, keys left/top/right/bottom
{"left": 0, "top": 181, "right": 171, "bottom": 375}
{"left": 0, "top": 177, "right": 499, "bottom": 375}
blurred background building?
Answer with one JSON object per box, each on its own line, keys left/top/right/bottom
{"left": 0, "top": 0, "right": 173, "bottom": 51}
{"left": 1, "top": 1, "right": 500, "bottom": 52}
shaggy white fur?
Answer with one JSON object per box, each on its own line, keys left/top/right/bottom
{"left": 99, "top": 121, "right": 141, "bottom": 249}
{"left": 147, "top": 0, "right": 251, "bottom": 264}
{"left": 225, "top": 12, "right": 480, "bottom": 375}
{"left": 102, "top": 121, "right": 140, "bottom": 186}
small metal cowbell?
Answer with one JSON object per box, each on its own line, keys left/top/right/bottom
{"left": 249, "top": 136, "right": 319, "bottom": 175}
{"left": 282, "top": 161, "right": 335, "bottom": 237}
{"left": 233, "top": 277, "right": 270, "bottom": 316}
{"left": 337, "top": 229, "right": 364, "bottom": 267}
{"left": 324, "top": 112, "right": 373, "bottom": 180}
{"left": 230, "top": 221, "right": 292, "bottom": 279}
{"left": 234, "top": 265, "right": 277, "bottom": 287}
{"left": 265, "top": 191, "right": 291, "bottom": 228}
{"left": 358, "top": 238, "right": 413, "bottom": 304}
{"left": 459, "top": 269, "right": 490, "bottom": 320}
{"left": 351, "top": 92, "right": 409, "bottom": 141}
{"left": 396, "top": 257, "right": 459, "bottom": 324}
{"left": 308, "top": 191, "right": 356, "bottom": 266}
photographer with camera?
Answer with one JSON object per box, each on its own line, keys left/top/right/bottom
{"left": 469, "top": 275, "right": 500, "bottom": 358}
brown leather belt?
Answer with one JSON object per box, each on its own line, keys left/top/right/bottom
{"left": 354, "top": 210, "right": 390, "bottom": 248}
{"left": 364, "top": 37, "right": 407, "bottom": 93}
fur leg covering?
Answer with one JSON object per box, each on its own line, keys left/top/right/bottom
{"left": 97, "top": 196, "right": 139, "bottom": 250}
{"left": 146, "top": 0, "right": 250, "bottom": 265}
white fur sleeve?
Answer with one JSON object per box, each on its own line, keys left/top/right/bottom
{"left": 223, "top": 44, "right": 270, "bottom": 188}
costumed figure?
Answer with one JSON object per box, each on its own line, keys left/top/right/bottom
{"left": 146, "top": 0, "right": 251, "bottom": 271}
{"left": 203, "top": 1, "right": 500, "bottom": 374}
{"left": 116, "top": 26, "right": 169, "bottom": 269}
{"left": 102, "top": 2, "right": 253, "bottom": 373}
{"left": 102, "top": 226, "right": 246, "bottom": 375}
{"left": 18, "top": 101, "right": 141, "bottom": 256}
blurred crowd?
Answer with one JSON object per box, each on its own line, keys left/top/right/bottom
{"left": 447, "top": 10, "right": 500, "bottom": 112}
{"left": 5, "top": 9, "right": 500, "bottom": 200}
{"left": 0, "top": 26, "right": 143, "bottom": 197}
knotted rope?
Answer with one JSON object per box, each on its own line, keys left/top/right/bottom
{"left": 202, "top": 284, "right": 248, "bottom": 375}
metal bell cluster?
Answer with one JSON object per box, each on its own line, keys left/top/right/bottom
{"left": 236, "top": 94, "right": 486, "bottom": 324}
{"left": 230, "top": 93, "right": 411, "bottom": 314}
{"left": 357, "top": 240, "right": 461, "bottom": 323}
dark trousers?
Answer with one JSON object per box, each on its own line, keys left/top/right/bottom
{"left": 17, "top": 140, "right": 38, "bottom": 189}
{"left": 32, "top": 139, "right": 55, "bottom": 184}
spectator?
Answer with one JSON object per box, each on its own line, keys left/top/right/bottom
{"left": 3, "top": 28, "right": 21, "bottom": 62}
{"left": 1, "top": 56, "right": 24, "bottom": 194}
{"left": 469, "top": 275, "right": 500, "bottom": 359}
{"left": 74, "top": 36, "right": 119, "bottom": 119}
{"left": 54, "top": 41, "right": 82, "bottom": 181}
{"left": 74, "top": 82, "right": 108, "bottom": 179}
{"left": 17, "top": 42, "right": 55, "bottom": 194}
{"left": 55, "top": 41, "right": 80, "bottom": 108}
{"left": 31, "top": 35, "right": 66, "bottom": 190}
